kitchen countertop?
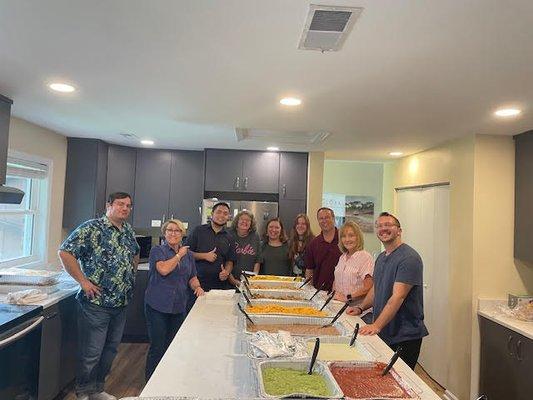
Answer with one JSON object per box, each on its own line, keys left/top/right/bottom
{"left": 478, "top": 298, "right": 533, "bottom": 340}
{"left": 0, "top": 274, "right": 79, "bottom": 309}
{"left": 141, "top": 293, "right": 441, "bottom": 399}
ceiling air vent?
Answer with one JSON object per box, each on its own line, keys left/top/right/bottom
{"left": 235, "top": 128, "right": 330, "bottom": 146}
{"left": 298, "top": 5, "right": 363, "bottom": 52}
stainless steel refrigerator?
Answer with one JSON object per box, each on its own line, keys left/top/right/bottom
{"left": 202, "top": 198, "right": 278, "bottom": 235}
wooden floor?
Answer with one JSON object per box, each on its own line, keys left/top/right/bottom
{"left": 60, "top": 343, "right": 447, "bottom": 399}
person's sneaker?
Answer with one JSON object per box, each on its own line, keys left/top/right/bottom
{"left": 90, "top": 392, "right": 117, "bottom": 400}
{"left": 76, "top": 395, "right": 90, "bottom": 400}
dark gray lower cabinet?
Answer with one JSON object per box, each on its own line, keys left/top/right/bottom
{"left": 123, "top": 269, "right": 149, "bottom": 342}
{"left": 278, "top": 199, "right": 307, "bottom": 232}
{"left": 479, "top": 316, "right": 532, "bottom": 400}
{"left": 38, "top": 294, "right": 77, "bottom": 400}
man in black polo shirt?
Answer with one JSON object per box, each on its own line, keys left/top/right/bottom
{"left": 186, "top": 202, "right": 236, "bottom": 291}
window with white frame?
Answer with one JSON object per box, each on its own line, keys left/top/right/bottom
{"left": 0, "top": 157, "right": 49, "bottom": 267}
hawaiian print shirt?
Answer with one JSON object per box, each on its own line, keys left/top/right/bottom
{"left": 60, "top": 216, "right": 140, "bottom": 307}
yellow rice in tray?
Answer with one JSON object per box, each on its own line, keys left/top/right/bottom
{"left": 249, "top": 283, "right": 300, "bottom": 290}
{"left": 250, "top": 275, "right": 303, "bottom": 282}
{"left": 245, "top": 304, "right": 328, "bottom": 317}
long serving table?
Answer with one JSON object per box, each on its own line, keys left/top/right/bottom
{"left": 141, "top": 294, "right": 442, "bottom": 399}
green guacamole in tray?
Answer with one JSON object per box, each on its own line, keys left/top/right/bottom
{"left": 261, "top": 367, "right": 331, "bottom": 397}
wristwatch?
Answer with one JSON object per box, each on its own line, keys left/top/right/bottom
{"left": 347, "top": 294, "right": 352, "bottom": 301}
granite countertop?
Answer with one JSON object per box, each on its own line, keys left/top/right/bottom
{"left": 478, "top": 298, "right": 533, "bottom": 340}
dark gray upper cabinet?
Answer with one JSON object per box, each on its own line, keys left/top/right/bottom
{"left": 169, "top": 151, "right": 204, "bottom": 230}
{"left": 0, "top": 94, "right": 13, "bottom": 185}
{"left": 63, "top": 138, "right": 108, "bottom": 230}
{"left": 106, "top": 145, "right": 136, "bottom": 198}
{"left": 204, "top": 149, "right": 243, "bottom": 192}
{"left": 132, "top": 149, "right": 172, "bottom": 228}
{"left": 279, "top": 152, "right": 308, "bottom": 200}
{"left": 204, "top": 149, "right": 280, "bottom": 193}
{"left": 514, "top": 130, "right": 533, "bottom": 262}
{"left": 279, "top": 198, "right": 307, "bottom": 233}
{"left": 242, "top": 151, "right": 279, "bottom": 193}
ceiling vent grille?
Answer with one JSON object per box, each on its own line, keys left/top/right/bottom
{"left": 235, "top": 128, "right": 330, "bottom": 145}
{"left": 298, "top": 5, "right": 363, "bottom": 52}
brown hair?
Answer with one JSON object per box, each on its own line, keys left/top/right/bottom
{"left": 316, "top": 207, "right": 335, "bottom": 218}
{"left": 288, "top": 214, "right": 315, "bottom": 261}
{"left": 338, "top": 220, "right": 364, "bottom": 253}
{"left": 231, "top": 210, "right": 257, "bottom": 234}
{"left": 377, "top": 212, "right": 401, "bottom": 227}
{"left": 263, "top": 217, "right": 287, "bottom": 243}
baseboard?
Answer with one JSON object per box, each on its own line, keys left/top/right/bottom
{"left": 442, "top": 389, "right": 459, "bottom": 400}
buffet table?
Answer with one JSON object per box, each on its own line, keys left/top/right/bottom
{"left": 141, "top": 293, "right": 441, "bottom": 399}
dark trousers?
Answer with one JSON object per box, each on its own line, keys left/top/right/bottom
{"left": 144, "top": 303, "right": 186, "bottom": 380}
{"left": 388, "top": 338, "right": 423, "bottom": 370}
{"left": 76, "top": 300, "right": 127, "bottom": 396}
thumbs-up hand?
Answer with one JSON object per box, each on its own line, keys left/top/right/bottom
{"left": 219, "top": 265, "right": 229, "bottom": 281}
{"left": 205, "top": 247, "right": 217, "bottom": 262}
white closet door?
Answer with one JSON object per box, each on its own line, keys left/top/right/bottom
{"left": 397, "top": 185, "right": 450, "bottom": 388}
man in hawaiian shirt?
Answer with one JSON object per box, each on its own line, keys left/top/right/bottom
{"left": 59, "top": 192, "right": 140, "bottom": 400}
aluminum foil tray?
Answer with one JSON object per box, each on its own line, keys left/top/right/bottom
{"left": 0, "top": 268, "right": 62, "bottom": 285}
{"left": 249, "top": 275, "right": 304, "bottom": 282}
{"left": 256, "top": 359, "right": 343, "bottom": 399}
{"left": 302, "top": 336, "right": 375, "bottom": 362}
{"left": 248, "top": 280, "right": 303, "bottom": 290}
{"left": 238, "top": 298, "right": 335, "bottom": 318}
{"left": 327, "top": 361, "right": 421, "bottom": 400}
{"left": 248, "top": 288, "right": 311, "bottom": 301}
{"left": 242, "top": 314, "right": 350, "bottom": 337}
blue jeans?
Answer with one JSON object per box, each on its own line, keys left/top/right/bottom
{"left": 144, "top": 303, "right": 186, "bottom": 380}
{"left": 76, "top": 300, "right": 127, "bottom": 396}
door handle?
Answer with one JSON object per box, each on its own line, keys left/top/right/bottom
{"left": 516, "top": 340, "right": 523, "bottom": 361}
{"left": 235, "top": 176, "right": 240, "bottom": 189}
{"left": 0, "top": 316, "right": 44, "bottom": 350}
{"left": 507, "top": 335, "right": 514, "bottom": 356}
{"left": 244, "top": 177, "right": 248, "bottom": 190}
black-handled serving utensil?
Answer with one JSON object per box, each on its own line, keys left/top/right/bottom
{"left": 241, "top": 290, "right": 252, "bottom": 306}
{"left": 237, "top": 303, "right": 255, "bottom": 325}
{"left": 381, "top": 346, "right": 402, "bottom": 376}
{"left": 298, "top": 276, "right": 312, "bottom": 289}
{"left": 322, "top": 301, "right": 350, "bottom": 328}
{"left": 308, "top": 338, "right": 320, "bottom": 375}
{"left": 241, "top": 279, "right": 253, "bottom": 298}
{"left": 319, "top": 290, "right": 336, "bottom": 311}
{"left": 309, "top": 282, "right": 326, "bottom": 301}
{"left": 240, "top": 271, "right": 250, "bottom": 285}
{"left": 349, "top": 323, "right": 360, "bottom": 347}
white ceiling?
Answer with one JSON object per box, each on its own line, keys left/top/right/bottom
{"left": 0, "top": 0, "right": 532, "bottom": 160}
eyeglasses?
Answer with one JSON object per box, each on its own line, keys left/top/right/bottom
{"left": 374, "top": 223, "right": 399, "bottom": 229}
{"left": 114, "top": 202, "right": 133, "bottom": 209}
{"left": 165, "top": 229, "right": 182, "bottom": 234}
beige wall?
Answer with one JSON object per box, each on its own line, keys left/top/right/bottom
{"left": 307, "top": 151, "right": 325, "bottom": 234}
{"left": 470, "top": 135, "right": 533, "bottom": 397}
{"left": 383, "top": 135, "right": 476, "bottom": 400}
{"left": 8, "top": 117, "right": 67, "bottom": 266}
{"left": 323, "top": 160, "right": 383, "bottom": 255}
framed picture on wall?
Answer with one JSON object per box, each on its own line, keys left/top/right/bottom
{"left": 322, "top": 193, "right": 375, "bottom": 232}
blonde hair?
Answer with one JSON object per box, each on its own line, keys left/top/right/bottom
{"left": 231, "top": 210, "right": 257, "bottom": 233}
{"left": 161, "top": 219, "right": 186, "bottom": 235}
{"left": 338, "top": 220, "right": 364, "bottom": 253}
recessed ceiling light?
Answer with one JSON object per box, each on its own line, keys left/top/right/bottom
{"left": 48, "top": 82, "right": 76, "bottom": 93}
{"left": 494, "top": 108, "right": 521, "bottom": 117}
{"left": 140, "top": 140, "right": 154, "bottom": 146}
{"left": 389, "top": 152, "right": 403, "bottom": 156}
{"left": 280, "top": 97, "right": 302, "bottom": 106}
{"left": 267, "top": 146, "right": 279, "bottom": 151}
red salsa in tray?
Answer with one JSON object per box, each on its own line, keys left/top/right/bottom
{"left": 329, "top": 362, "right": 415, "bottom": 399}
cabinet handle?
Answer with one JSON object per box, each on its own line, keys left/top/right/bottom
{"left": 235, "top": 176, "right": 240, "bottom": 189}
{"left": 282, "top": 184, "right": 287, "bottom": 197}
{"left": 507, "top": 335, "right": 514, "bottom": 356}
{"left": 516, "top": 340, "right": 523, "bottom": 361}
{"left": 170, "top": 214, "right": 174, "bottom": 220}
{"left": 162, "top": 214, "right": 166, "bottom": 223}
{"left": 244, "top": 177, "right": 248, "bottom": 190}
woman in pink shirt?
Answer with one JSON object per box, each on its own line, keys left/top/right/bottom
{"left": 333, "top": 220, "right": 374, "bottom": 321}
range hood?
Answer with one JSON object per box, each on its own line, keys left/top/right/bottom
{"left": 0, "top": 94, "right": 25, "bottom": 204}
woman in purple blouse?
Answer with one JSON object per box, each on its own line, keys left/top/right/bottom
{"left": 144, "top": 219, "right": 204, "bottom": 380}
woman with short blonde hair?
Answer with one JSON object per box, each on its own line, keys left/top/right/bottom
{"left": 332, "top": 220, "right": 374, "bottom": 319}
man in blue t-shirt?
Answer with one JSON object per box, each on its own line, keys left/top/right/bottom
{"left": 347, "top": 212, "right": 428, "bottom": 369}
